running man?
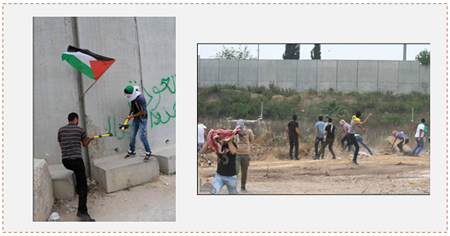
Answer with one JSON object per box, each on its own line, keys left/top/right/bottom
{"left": 412, "top": 118, "right": 428, "bottom": 156}
{"left": 347, "top": 111, "right": 372, "bottom": 165}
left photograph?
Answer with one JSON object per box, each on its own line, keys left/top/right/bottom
{"left": 33, "top": 17, "right": 176, "bottom": 222}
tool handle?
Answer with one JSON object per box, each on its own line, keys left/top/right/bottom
{"left": 121, "top": 111, "right": 133, "bottom": 130}
{"left": 93, "top": 133, "right": 113, "bottom": 139}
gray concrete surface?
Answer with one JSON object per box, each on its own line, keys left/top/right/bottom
{"left": 33, "top": 159, "right": 54, "bottom": 222}
{"left": 92, "top": 153, "right": 160, "bottom": 193}
{"left": 33, "top": 17, "right": 176, "bottom": 174}
{"left": 48, "top": 164, "right": 76, "bottom": 200}
{"left": 198, "top": 59, "right": 430, "bottom": 94}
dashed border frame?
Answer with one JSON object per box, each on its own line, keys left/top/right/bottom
{"left": 1, "top": 2, "right": 447, "bottom": 234}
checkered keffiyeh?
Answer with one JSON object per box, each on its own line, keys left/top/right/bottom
{"left": 206, "top": 126, "right": 241, "bottom": 154}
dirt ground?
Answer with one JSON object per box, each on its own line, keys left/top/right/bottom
{"left": 48, "top": 174, "right": 176, "bottom": 222}
{"left": 198, "top": 147, "right": 430, "bottom": 195}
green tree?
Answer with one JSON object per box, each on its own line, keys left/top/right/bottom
{"left": 415, "top": 49, "right": 430, "bottom": 65}
{"left": 214, "top": 45, "right": 255, "bottom": 59}
{"left": 282, "top": 44, "right": 300, "bottom": 59}
{"left": 321, "top": 100, "right": 347, "bottom": 119}
{"left": 310, "top": 44, "right": 321, "bottom": 60}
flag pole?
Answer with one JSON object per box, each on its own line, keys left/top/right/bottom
{"left": 79, "top": 79, "right": 99, "bottom": 100}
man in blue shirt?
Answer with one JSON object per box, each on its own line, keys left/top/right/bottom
{"left": 392, "top": 130, "right": 410, "bottom": 153}
{"left": 123, "top": 85, "right": 153, "bottom": 162}
{"left": 313, "top": 116, "right": 326, "bottom": 159}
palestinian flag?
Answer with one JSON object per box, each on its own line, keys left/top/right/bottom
{"left": 62, "top": 45, "right": 115, "bottom": 80}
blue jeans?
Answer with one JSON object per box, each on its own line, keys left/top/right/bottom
{"left": 129, "top": 118, "right": 151, "bottom": 153}
{"left": 211, "top": 173, "right": 238, "bottom": 195}
{"left": 351, "top": 136, "right": 373, "bottom": 154}
{"left": 412, "top": 137, "right": 424, "bottom": 155}
{"left": 315, "top": 137, "right": 325, "bottom": 158}
{"left": 348, "top": 134, "right": 359, "bottom": 162}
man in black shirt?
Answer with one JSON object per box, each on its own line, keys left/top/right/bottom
{"left": 201, "top": 140, "right": 238, "bottom": 194}
{"left": 316, "top": 118, "right": 337, "bottom": 160}
{"left": 286, "top": 115, "right": 305, "bottom": 160}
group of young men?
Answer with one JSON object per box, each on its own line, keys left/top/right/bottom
{"left": 391, "top": 118, "right": 428, "bottom": 156}
{"left": 57, "top": 85, "right": 153, "bottom": 221}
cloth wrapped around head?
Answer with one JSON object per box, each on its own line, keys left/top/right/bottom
{"left": 206, "top": 126, "right": 241, "bottom": 154}
{"left": 392, "top": 130, "right": 398, "bottom": 136}
{"left": 124, "top": 85, "right": 141, "bottom": 102}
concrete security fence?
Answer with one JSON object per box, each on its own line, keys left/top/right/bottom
{"left": 198, "top": 59, "right": 430, "bottom": 94}
{"left": 33, "top": 17, "right": 176, "bottom": 197}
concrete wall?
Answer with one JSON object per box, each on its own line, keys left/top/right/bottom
{"left": 33, "top": 17, "right": 176, "bottom": 172}
{"left": 33, "top": 159, "right": 54, "bottom": 221}
{"left": 198, "top": 59, "right": 430, "bottom": 94}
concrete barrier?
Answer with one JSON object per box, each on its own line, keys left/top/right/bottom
{"left": 198, "top": 59, "right": 430, "bottom": 94}
{"left": 33, "top": 159, "right": 54, "bottom": 222}
{"left": 48, "top": 164, "right": 76, "bottom": 200}
{"left": 92, "top": 153, "right": 160, "bottom": 193}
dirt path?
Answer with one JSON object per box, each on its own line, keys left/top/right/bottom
{"left": 49, "top": 175, "right": 176, "bottom": 222}
{"left": 198, "top": 153, "right": 430, "bottom": 195}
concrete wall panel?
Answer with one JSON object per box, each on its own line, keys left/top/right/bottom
{"left": 399, "top": 61, "right": 420, "bottom": 94}
{"left": 218, "top": 60, "right": 238, "bottom": 85}
{"left": 336, "top": 61, "right": 357, "bottom": 92}
{"left": 419, "top": 65, "right": 430, "bottom": 94}
{"left": 34, "top": 17, "right": 176, "bottom": 171}
{"left": 357, "top": 61, "right": 378, "bottom": 92}
{"left": 77, "top": 17, "right": 143, "bottom": 160}
{"left": 33, "top": 17, "right": 81, "bottom": 165}
{"left": 199, "top": 59, "right": 219, "bottom": 86}
{"left": 137, "top": 17, "right": 176, "bottom": 156}
{"left": 317, "top": 60, "right": 337, "bottom": 91}
{"left": 238, "top": 60, "right": 258, "bottom": 87}
{"left": 378, "top": 61, "right": 399, "bottom": 93}
{"left": 258, "top": 60, "right": 278, "bottom": 87}
{"left": 297, "top": 60, "right": 317, "bottom": 92}
{"left": 277, "top": 60, "right": 297, "bottom": 89}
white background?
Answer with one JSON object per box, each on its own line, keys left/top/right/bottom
{"left": 1, "top": 0, "right": 448, "bottom": 234}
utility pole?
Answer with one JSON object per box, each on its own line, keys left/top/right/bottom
{"left": 403, "top": 44, "right": 407, "bottom": 61}
{"left": 257, "top": 44, "right": 260, "bottom": 59}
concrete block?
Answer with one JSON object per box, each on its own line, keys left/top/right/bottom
{"left": 92, "top": 153, "right": 160, "bottom": 193}
{"left": 33, "top": 159, "right": 54, "bottom": 222}
{"left": 357, "top": 61, "right": 378, "bottom": 92}
{"left": 258, "top": 60, "right": 278, "bottom": 87}
{"left": 419, "top": 65, "right": 430, "bottom": 94}
{"left": 152, "top": 144, "right": 176, "bottom": 174}
{"left": 277, "top": 60, "right": 297, "bottom": 89}
{"left": 219, "top": 60, "right": 238, "bottom": 85}
{"left": 336, "top": 61, "right": 357, "bottom": 92}
{"left": 48, "top": 164, "right": 76, "bottom": 200}
{"left": 378, "top": 61, "right": 399, "bottom": 93}
{"left": 237, "top": 60, "right": 258, "bottom": 87}
{"left": 297, "top": 60, "right": 318, "bottom": 92}
{"left": 399, "top": 61, "right": 420, "bottom": 94}
{"left": 317, "top": 60, "right": 337, "bottom": 91}
{"left": 199, "top": 59, "right": 220, "bottom": 85}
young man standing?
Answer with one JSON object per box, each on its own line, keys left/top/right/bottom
{"left": 123, "top": 85, "right": 153, "bottom": 162}
{"left": 314, "top": 116, "right": 326, "bottom": 159}
{"left": 197, "top": 121, "right": 210, "bottom": 166}
{"left": 412, "top": 118, "right": 427, "bottom": 156}
{"left": 347, "top": 111, "right": 372, "bottom": 165}
{"left": 235, "top": 119, "right": 254, "bottom": 193}
{"left": 286, "top": 115, "right": 305, "bottom": 160}
{"left": 201, "top": 139, "right": 238, "bottom": 194}
{"left": 391, "top": 130, "right": 410, "bottom": 153}
{"left": 58, "top": 112, "right": 95, "bottom": 221}
{"left": 316, "top": 118, "right": 337, "bottom": 160}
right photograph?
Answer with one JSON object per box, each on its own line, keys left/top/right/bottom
{"left": 197, "top": 43, "right": 430, "bottom": 195}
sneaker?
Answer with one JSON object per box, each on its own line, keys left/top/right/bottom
{"left": 77, "top": 213, "right": 95, "bottom": 222}
{"left": 295, "top": 157, "right": 300, "bottom": 160}
{"left": 241, "top": 187, "right": 247, "bottom": 193}
{"left": 125, "top": 150, "right": 136, "bottom": 159}
{"left": 352, "top": 160, "right": 359, "bottom": 165}
{"left": 289, "top": 156, "right": 293, "bottom": 160}
{"left": 144, "top": 152, "right": 153, "bottom": 162}
{"left": 208, "top": 160, "right": 211, "bottom": 166}
{"left": 313, "top": 156, "right": 319, "bottom": 160}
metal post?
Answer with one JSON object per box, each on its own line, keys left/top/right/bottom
{"left": 403, "top": 44, "right": 407, "bottom": 61}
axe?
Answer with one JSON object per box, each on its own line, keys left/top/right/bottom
{"left": 93, "top": 133, "right": 114, "bottom": 139}
{"left": 120, "top": 111, "right": 133, "bottom": 130}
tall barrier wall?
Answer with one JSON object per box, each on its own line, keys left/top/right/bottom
{"left": 198, "top": 59, "right": 430, "bottom": 94}
{"left": 33, "top": 17, "right": 176, "bottom": 172}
